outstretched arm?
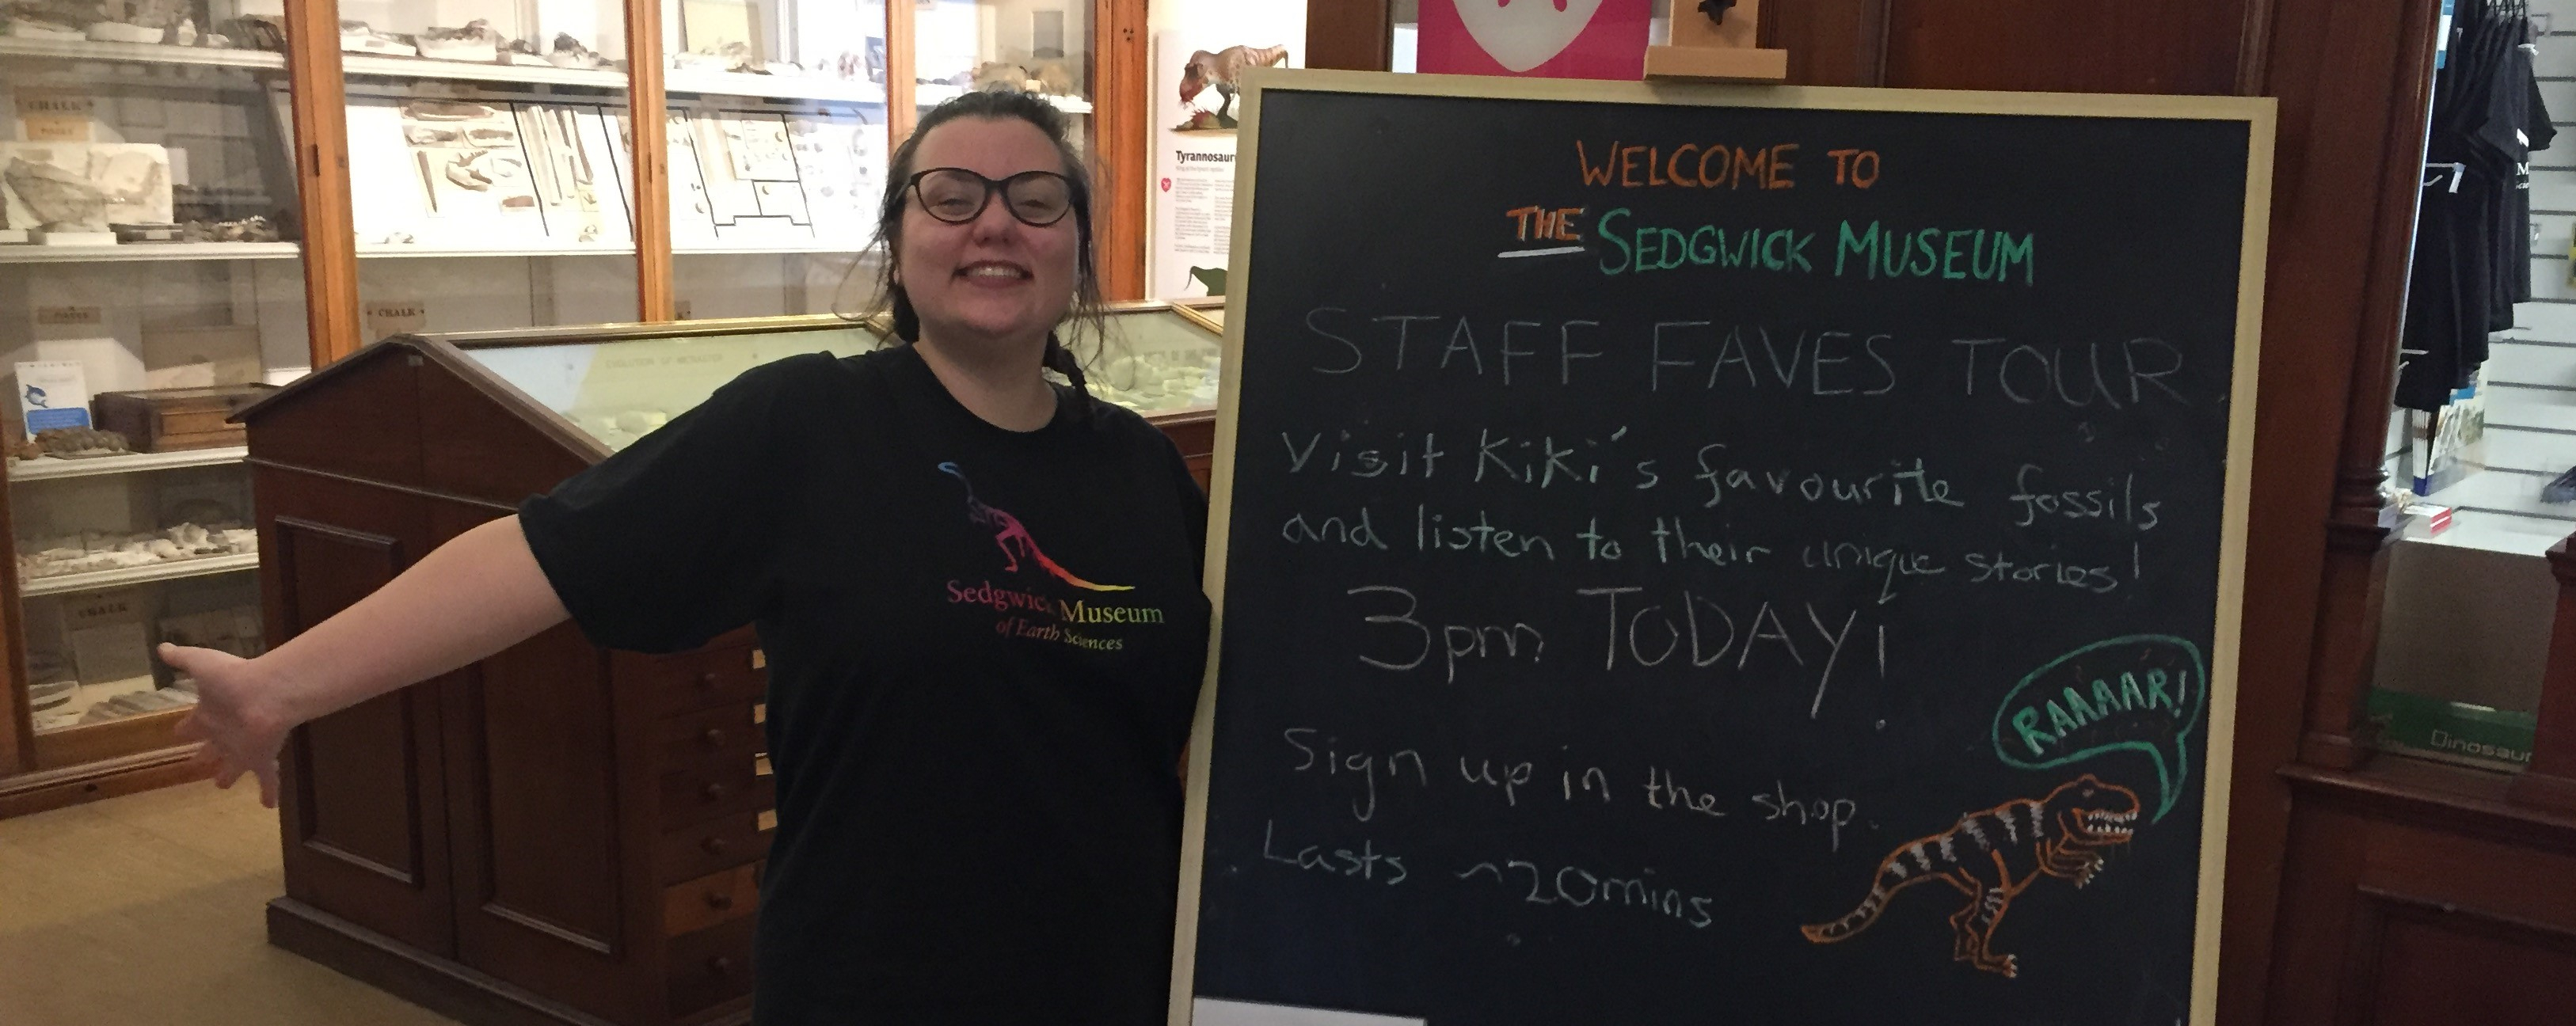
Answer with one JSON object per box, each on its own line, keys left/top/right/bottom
{"left": 163, "top": 515, "right": 569, "bottom": 807}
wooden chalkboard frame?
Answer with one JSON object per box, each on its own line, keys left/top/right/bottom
{"left": 1172, "top": 66, "right": 2275, "bottom": 1026}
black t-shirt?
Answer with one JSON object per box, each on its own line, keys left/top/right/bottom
{"left": 519, "top": 344, "right": 1212, "bottom": 1024}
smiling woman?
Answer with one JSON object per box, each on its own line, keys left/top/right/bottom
{"left": 869, "top": 88, "right": 1111, "bottom": 428}
{"left": 159, "top": 86, "right": 1216, "bottom": 1026}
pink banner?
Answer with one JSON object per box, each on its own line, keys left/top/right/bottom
{"left": 1417, "top": 0, "right": 1653, "bottom": 81}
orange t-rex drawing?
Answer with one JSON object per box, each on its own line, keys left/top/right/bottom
{"left": 1800, "top": 775, "right": 2140, "bottom": 978}
{"left": 938, "top": 462, "right": 1132, "bottom": 592}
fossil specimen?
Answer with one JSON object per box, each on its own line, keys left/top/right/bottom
{"left": 4, "top": 158, "right": 108, "bottom": 232}
{"left": 403, "top": 99, "right": 493, "bottom": 121}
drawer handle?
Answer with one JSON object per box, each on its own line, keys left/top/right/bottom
{"left": 701, "top": 728, "right": 725, "bottom": 749}
{"left": 697, "top": 671, "right": 721, "bottom": 690}
{"left": 706, "top": 891, "right": 733, "bottom": 911}
{"left": 702, "top": 782, "right": 728, "bottom": 802}
{"left": 708, "top": 956, "right": 734, "bottom": 975}
{"left": 702, "top": 836, "right": 729, "bottom": 856}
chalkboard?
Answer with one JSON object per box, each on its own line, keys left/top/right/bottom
{"left": 1175, "top": 70, "right": 2270, "bottom": 1026}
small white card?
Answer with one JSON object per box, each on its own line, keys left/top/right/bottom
{"left": 16, "top": 359, "right": 90, "bottom": 435}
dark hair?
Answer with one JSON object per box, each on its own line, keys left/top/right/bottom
{"left": 866, "top": 88, "right": 1105, "bottom": 390}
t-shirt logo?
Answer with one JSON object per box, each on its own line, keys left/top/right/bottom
{"left": 938, "top": 462, "right": 1134, "bottom": 592}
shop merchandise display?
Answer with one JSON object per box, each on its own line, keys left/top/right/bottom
{"left": 2395, "top": 0, "right": 2553, "bottom": 411}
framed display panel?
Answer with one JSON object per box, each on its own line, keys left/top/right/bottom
{"left": 1173, "top": 69, "right": 2269, "bottom": 1026}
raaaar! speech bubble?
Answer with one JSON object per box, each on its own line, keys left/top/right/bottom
{"left": 1989, "top": 635, "right": 2207, "bottom": 823}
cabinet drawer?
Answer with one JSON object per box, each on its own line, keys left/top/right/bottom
{"left": 658, "top": 704, "right": 763, "bottom": 773}
{"left": 645, "top": 646, "right": 767, "bottom": 717}
{"left": 663, "top": 862, "right": 761, "bottom": 937}
{"left": 158, "top": 408, "right": 236, "bottom": 435}
{"left": 659, "top": 811, "right": 776, "bottom": 885}
{"left": 666, "top": 914, "right": 759, "bottom": 1019}
{"left": 660, "top": 761, "right": 774, "bottom": 828}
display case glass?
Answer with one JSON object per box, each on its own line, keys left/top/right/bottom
{"left": 660, "top": 0, "right": 892, "bottom": 321}
{"left": 1085, "top": 301, "right": 1216, "bottom": 415}
{"left": 455, "top": 318, "right": 879, "bottom": 448}
{"left": 2, "top": 2, "right": 301, "bottom": 766}
{"left": 913, "top": 0, "right": 1093, "bottom": 150}
{"left": 12, "top": 457, "right": 261, "bottom": 739}
{"left": 333, "top": 0, "right": 641, "bottom": 337}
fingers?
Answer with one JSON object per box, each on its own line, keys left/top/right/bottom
{"left": 254, "top": 762, "right": 281, "bottom": 809}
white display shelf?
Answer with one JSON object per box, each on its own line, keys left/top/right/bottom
{"left": 347, "top": 53, "right": 892, "bottom": 105}
{"left": 10, "top": 446, "right": 247, "bottom": 483}
{"left": 665, "top": 70, "right": 887, "bottom": 104}
{"left": 356, "top": 244, "right": 639, "bottom": 260}
{"left": 0, "top": 37, "right": 898, "bottom": 107}
{"left": 20, "top": 552, "right": 258, "bottom": 597}
{"left": 676, "top": 242, "right": 872, "bottom": 256}
{"left": 341, "top": 52, "right": 626, "bottom": 89}
{"left": 0, "top": 36, "right": 285, "bottom": 72}
{"left": 912, "top": 82, "right": 1092, "bottom": 114}
{"left": 3, "top": 242, "right": 873, "bottom": 263}
{"left": 0, "top": 241, "right": 298, "bottom": 264}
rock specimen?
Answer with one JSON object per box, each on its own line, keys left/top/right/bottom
{"left": 5, "top": 158, "right": 108, "bottom": 232}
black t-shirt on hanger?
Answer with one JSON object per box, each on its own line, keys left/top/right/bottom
{"left": 2398, "top": 2, "right": 2543, "bottom": 410}
{"left": 520, "top": 345, "right": 1213, "bottom": 1024}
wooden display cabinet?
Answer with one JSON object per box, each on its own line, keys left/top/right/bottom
{"left": 234, "top": 307, "right": 1216, "bottom": 1025}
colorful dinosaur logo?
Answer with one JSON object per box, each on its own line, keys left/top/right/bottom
{"left": 938, "top": 462, "right": 1132, "bottom": 592}
{"left": 1800, "top": 775, "right": 2140, "bottom": 978}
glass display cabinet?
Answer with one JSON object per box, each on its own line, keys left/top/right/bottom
{"left": 0, "top": 2, "right": 303, "bottom": 807}
{"left": 0, "top": 0, "right": 1148, "bottom": 817}
{"left": 911, "top": 0, "right": 1093, "bottom": 150}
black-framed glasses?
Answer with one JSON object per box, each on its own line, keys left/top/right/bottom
{"left": 907, "top": 167, "right": 1077, "bottom": 226}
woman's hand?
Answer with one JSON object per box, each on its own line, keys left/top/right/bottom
{"left": 162, "top": 643, "right": 296, "bottom": 808}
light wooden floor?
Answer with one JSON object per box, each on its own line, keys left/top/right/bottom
{"left": 0, "top": 781, "right": 460, "bottom": 1025}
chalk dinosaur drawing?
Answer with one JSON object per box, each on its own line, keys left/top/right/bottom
{"left": 1800, "top": 775, "right": 2140, "bottom": 978}
{"left": 938, "top": 462, "right": 1132, "bottom": 592}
